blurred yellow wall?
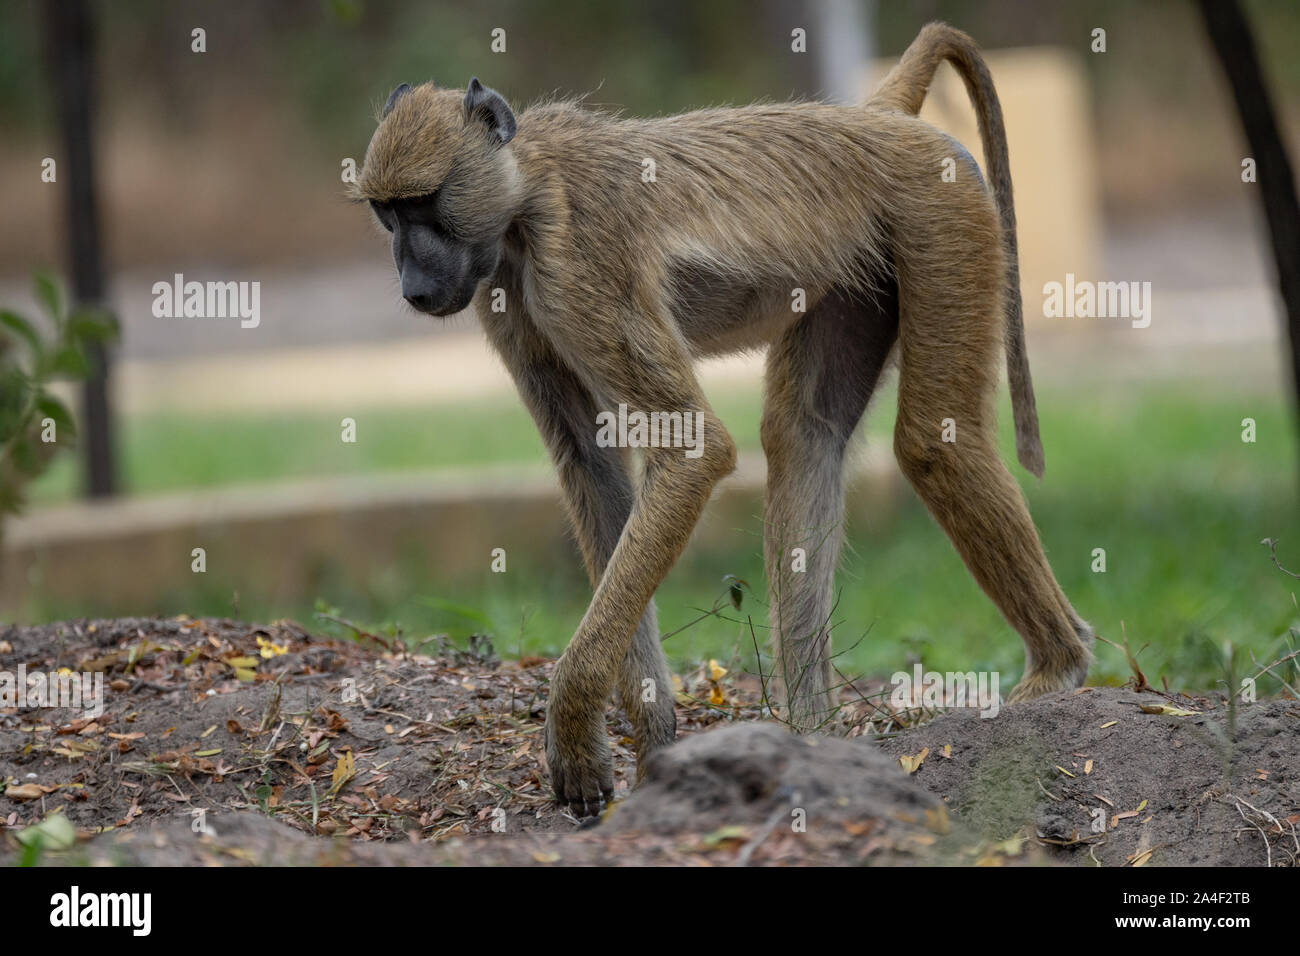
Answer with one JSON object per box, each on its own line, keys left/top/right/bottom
{"left": 869, "top": 46, "right": 1100, "bottom": 315}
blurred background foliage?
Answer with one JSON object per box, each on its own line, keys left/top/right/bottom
{"left": 1, "top": 0, "right": 1299, "bottom": 270}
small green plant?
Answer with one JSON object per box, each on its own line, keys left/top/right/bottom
{"left": 0, "top": 271, "right": 117, "bottom": 523}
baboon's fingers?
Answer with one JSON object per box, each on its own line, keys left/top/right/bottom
{"left": 544, "top": 677, "right": 615, "bottom": 814}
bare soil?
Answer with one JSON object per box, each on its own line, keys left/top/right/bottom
{"left": 1, "top": 617, "right": 1296, "bottom": 866}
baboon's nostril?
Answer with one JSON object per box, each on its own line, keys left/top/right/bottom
{"left": 404, "top": 293, "right": 434, "bottom": 312}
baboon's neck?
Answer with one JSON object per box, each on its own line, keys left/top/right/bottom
{"left": 498, "top": 131, "right": 568, "bottom": 275}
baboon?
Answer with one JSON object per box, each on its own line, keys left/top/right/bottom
{"left": 354, "top": 22, "right": 1094, "bottom": 814}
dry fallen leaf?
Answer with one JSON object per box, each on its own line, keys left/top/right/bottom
{"left": 899, "top": 747, "right": 930, "bottom": 774}
{"left": 329, "top": 749, "right": 356, "bottom": 797}
{"left": 1139, "top": 703, "right": 1199, "bottom": 717}
{"left": 256, "top": 635, "right": 289, "bottom": 658}
{"left": 700, "top": 824, "right": 749, "bottom": 848}
{"left": 925, "top": 805, "right": 949, "bottom": 834}
{"left": 5, "top": 783, "right": 49, "bottom": 801}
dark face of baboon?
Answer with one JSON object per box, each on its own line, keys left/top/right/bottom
{"left": 355, "top": 78, "right": 520, "bottom": 316}
{"left": 368, "top": 191, "right": 500, "bottom": 315}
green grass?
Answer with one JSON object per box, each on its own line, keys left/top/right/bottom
{"left": 28, "top": 396, "right": 553, "bottom": 501}
{"left": 21, "top": 378, "right": 1300, "bottom": 697}
{"left": 29, "top": 388, "right": 777, "bottom": 502}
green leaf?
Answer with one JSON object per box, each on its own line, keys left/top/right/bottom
{"left": 50, "top": 345, "right": 89, "bottom": 378}
{"left": 15, "top": 810, "right": 77, "bottom": 852}
{"left": 35, "top": 391, "right": 74, "bottom": 424}
{"left": 67, "top": 306, "right": 119, "bottom": 343}
{"left": 0, "top": 373, "right": 35, "bottom": 442}
{"left": 32, "top": 271, "right": 63, "bottom": 325}
{"left": 0, "top": 310, "right": 44, "bottom": 360}
{"left": 10, "top": 433, "right": 43, "bottom": 476}
{"left": 0, "top": 484, "right": 25, "bottom": 517}
{"left": 701, "top": 824, "right": 749, "bottom": 847}
{"left": 35, "top": 392, "right": 76, "bottom": 440}
{"left": 722, "top": 575, "right": 749, "bottom": 611}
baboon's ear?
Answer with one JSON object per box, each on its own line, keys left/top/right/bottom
{"left": 381, "top": 83, "right": 412, "bottom": 119}
{"left": 464, "top": 77, "right": 516, "bottom": 146}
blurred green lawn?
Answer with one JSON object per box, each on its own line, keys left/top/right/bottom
{"left": 25, "top": 378, "right": 1300, "bottom": 696}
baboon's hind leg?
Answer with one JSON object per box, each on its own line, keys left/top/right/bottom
{"left": 761, "top": 285, "right": 899, "bottom": 731}
{"left": 891, "top": 244, "right": 1092, "bottom": 702}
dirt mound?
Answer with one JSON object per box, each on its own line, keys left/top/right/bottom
{"left": 603, "top": 722, "right": 954, "bottom": 862}
{"left": 877, "top": 686, "right": 1300, "bottom": 866}
{"left": 29, "top": 724, "right": 958, "bottom": 867}
{"left": 2, "top": 617, "right": 1296, "bottom": 865}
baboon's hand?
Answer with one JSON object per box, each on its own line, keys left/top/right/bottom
{"left": 544, "top": 663, "right": 614, "bottom": 816}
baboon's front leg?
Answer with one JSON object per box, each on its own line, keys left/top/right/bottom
{"left": 526, "top": 305, "right": 737, "bottom": 813}
{"left": 481, "top": 311, "right": 678, "bottom": 791}
{"left": 761, "top": 286, "right": 898, "bottom": 731}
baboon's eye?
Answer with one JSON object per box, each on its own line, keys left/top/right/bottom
{"left": 399, "top": 192, "right": 456, "bottom": 236}
{"left": 394, "top": 192, "right": 439, "bottom": 214}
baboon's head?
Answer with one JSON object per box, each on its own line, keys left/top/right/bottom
{"left": 354, "top": 79, "right": 521, "bottom": 316}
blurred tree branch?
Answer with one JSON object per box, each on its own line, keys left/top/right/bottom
{"left": 43, "top": 0, "right": 117, "bottom": 497}
{"left": 1197, "top": 0, "right": 1300, "bottom": 476}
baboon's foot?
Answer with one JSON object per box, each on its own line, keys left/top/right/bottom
{"left": 1007, "top": 624, "right": 1093, "bottom": 703}
{"left": 631, "top": 701, "right": 677, "bottom": 786}
{"left": 774, "top": 654, "right": 836, "bottom": 733}
{"left": 779, "top": 690, "right": 838, "bottom": 734}
{"left": 1007, "top": 669, "right": 1078, "bottom": 703}
{"left": 544, "top": 703, "right": 614, "bottom": 817}
{"left": 1072, "top": 617, "right": 1097, "bottom": 663}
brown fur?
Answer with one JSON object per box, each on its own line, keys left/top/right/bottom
{"left": 354, "top": 23, "right": 1093, "bottom": 814}
{"left": 874, "top": 22, "right": 1042, "bottom": 477}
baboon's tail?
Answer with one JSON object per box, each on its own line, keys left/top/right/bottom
{"left": 871, "top": 22, "right": 1044, "bottom": 478}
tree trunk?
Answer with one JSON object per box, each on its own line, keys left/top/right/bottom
{"left": 43, "top": 0, "right": 117, "bottom": 498}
